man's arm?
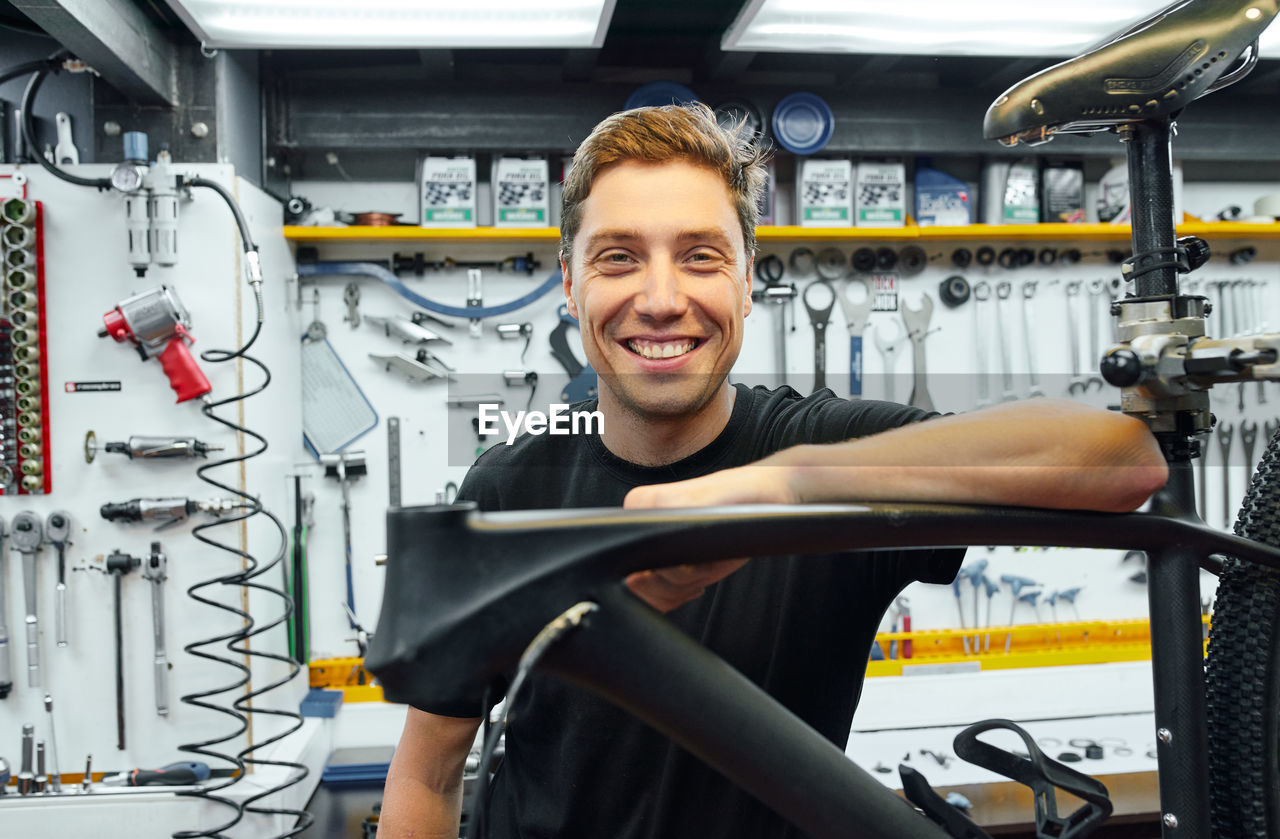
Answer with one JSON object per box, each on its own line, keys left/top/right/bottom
{"left": 626, "top": 399, "right": 1167, "bottom": 512}
{"left": 380, "top": 707, "right": 482, "bottom": 839}
{"left": 623, "top": 400, "right": 1167, "bottom": 610}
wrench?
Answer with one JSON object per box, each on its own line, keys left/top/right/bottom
{"left": 9, "top": 511, "right": 43, "bottom": 688}
{"left": 993, "top": 282, "right": 1016, "bottom": 401}
{"left": 1084, "top": 279, "right": 1106, "bottom": 391}
{"left": 1218, "top": 422, "right": 1234, "bottom": 530}
{"left": 1242, "top": 420, "right": 1259, "bottom": 486}
{"left": 343, "top": 282, "right": 361, "bottom": 329}
{"left": 874, "top": 319, "right": 903, "bottom": 402}
{"left": 53, "top": 112, "right": 78, "bottom": 166}
{"left": 142, "top": 544, "right": 170, "bottom": 717}
{"left": 1019, "top": 281, "right": 1044, "bottom": 398}
{"left": 803, "top": 279, "right": 836, "bottom": 392}
{"left": 0, "top": 516, "right": 9, "bottom": 698}
{"left": 1065, "top": 282, "right": 1088, "bottom": 395}
{"left": 45, "top": 512, "right": 71, "bottom": 648}
{"left": 902, "top": 293, "right": 936, "bottom": 412}
{"left": 838, "top": 277, "right": 874, "bottom": 398}
{"left": 973, "top": 282, "right": 992, "bottom": 407}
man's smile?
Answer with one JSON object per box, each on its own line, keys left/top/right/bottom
{"left": 624, "top": 337, "right": 702, "bottom": 360}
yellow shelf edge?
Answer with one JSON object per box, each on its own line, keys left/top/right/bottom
{"left": 286, "top": 221, "right": 1280, "bottom": 245}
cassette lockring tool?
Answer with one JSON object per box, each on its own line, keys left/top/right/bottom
{"left": 98, "top": 285, "right": 212, "bottom": 403}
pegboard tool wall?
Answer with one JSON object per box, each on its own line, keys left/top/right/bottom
{"left": 292, "top": 190, "right": 1279, "bottom": 733}
{"left": 0, "top": 164, "right": 302, "bottom": 778}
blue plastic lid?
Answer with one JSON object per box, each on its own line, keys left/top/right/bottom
{"left": 771, "top": 92, "right": 834, "bottom": 155}
{"left": 625, "top": 81, "right": 700, "bottom": 110}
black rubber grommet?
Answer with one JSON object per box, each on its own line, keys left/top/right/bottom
{"left": 1057, "top": 751, "right": 1083, "bottom": 763}
{"left": 1106, "top": 249, "right": 1128, "bottom": 265}
{"left": 939, "top": 275, "right": 971, "bottom": 308}
{"left": 1016, "top": 247, "right": 1035, "bottom": 267}
{"left": 1060, "top": 248, "right": 1082, "bottom": 265}
{"left": 976, "top": 246, "right": 996, "bottom": 266}
{"left": 997, "top": 248, "right": 1018, "bottom": 269}
{"left": 756, "top": 254, "right": 784, "bottom": 285}
{"left": 852, "top": 247, "right": 877, "bottom": 273}
{"left": 1085, "top": 744, "right": 1104, "bottom": 760}
{"left": 875, "top": 246, "right": 898, "bottom": 271}
{"left": 899, "top": 245, "right": 927, "bottom": 277}
{"left": 1230, "top": 246, "right": 1258, "bottom": 265}
{"left": 952, "top": 248, "right": 972, "bottom": 268}
{"left": 1038, "top": 248, "right": 1058, "bottom": 265}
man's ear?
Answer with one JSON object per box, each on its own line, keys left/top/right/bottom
{"left": 561, "top": 256, "right": 580, "bottom": 320}
{"left": 743, "top": 254, "right": 754, "bottom": 318}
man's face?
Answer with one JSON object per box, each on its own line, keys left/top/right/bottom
{"left": 563, "top": 159, "right": 752, "bottom": 420}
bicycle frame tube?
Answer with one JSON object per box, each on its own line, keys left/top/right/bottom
{"left": 367, "top": 502, "right": 1280, "bottom": 838}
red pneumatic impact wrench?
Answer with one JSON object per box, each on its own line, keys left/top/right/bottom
{"left": 99, "top": 285, "right": 211, "bottom": 403}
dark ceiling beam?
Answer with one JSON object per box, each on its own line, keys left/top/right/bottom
{"left": 562, "top": 48, "right": 600, "bottom": 83}
{"left": 417, "top": 49, "right": 455, "bottom": 82}
{"left": 11, "top": 0, "right": 177, "bottom": 106}
{"left": 702, "top": 47, "right": 756, "bottom": 82}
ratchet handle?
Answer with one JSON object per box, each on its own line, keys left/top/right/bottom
{"left": 154, "top": 658, "right": 168, "bottom": 716}
{"left": 157, "top": 334, "right": 212, "bottom": 403}
{"left": 0, "top": 626, "right": 10, "bottom": 698}
{"left": 848, "top": 335, "right": 863, "bottom": 398}
{"left": 22, "top": 554, "right": 39, "bottom": 688}
{"left": 55, "top": 584, "right": 67, "bottom": 647}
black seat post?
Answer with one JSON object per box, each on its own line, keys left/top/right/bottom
{"left": 1122, "top": 119, "right": 1181, "bottom": 299}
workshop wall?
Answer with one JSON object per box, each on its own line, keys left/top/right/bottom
{"left": 0, "top": 163, "right": 302, "bottom": 790}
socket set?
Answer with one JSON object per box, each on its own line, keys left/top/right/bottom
{"left": 1, "top": 195, "right": 50, "bottom": 494}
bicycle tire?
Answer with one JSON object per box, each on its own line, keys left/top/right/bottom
{"left": 1206, "top": 427, "right": 1280, "bottom": 837}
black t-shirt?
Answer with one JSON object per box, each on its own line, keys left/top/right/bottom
{"left": 447, "top": 383, "right": 964, "bottom": 839}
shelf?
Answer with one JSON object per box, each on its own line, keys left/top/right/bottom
{"left": 284, "top": 220, "right": 1280, "bottom": 245}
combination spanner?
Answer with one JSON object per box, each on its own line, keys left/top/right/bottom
{"left": 10, "top": 511, "right": 44, "bottom": 687}
{"left": 902, "top": 293, "right": 936, "bottom": 412}
{"left": 875, "top": 319, "right": 903, "bottom": 403}
{"left": 1242, "top": 420, "right": 1259, "bottom": 485}
{"left": 1019, "top": 281, "right": 1044, "bottom": 398}
{"left": 993, "top": 281, "right": 1015, "bottom": 401}
{"left": 1065, "top": 281, "right": 1088, "bottom": 395}
{"left": 838, "top": 277, "right": 874, "bottom": 398}
{"left": 803, "top": 279, "right": 836, "bottom": 392}
{"left": 142, "top": 543, "right": 170, "bottom": 717}
{"left": 1083, "top": 279, "right": 1106, "bottom": 392}
{"left": 1217, "top": 422, "right": 1234, "bottom": 530}
{"left": 972, "top": 282, "right": 992, "bottom": 407}
{"left": 45, "top": 511, "right": 71, "bottom": 648}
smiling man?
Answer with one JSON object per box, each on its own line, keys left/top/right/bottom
{"left": 380, "top": 103, "right": 1168, "bottom": 839}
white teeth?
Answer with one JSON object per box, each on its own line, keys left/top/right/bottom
{"left": 627, "top": 339, "right": 695, "bottom": 359}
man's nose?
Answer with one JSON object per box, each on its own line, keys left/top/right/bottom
{"left": 633, "top": 258, "right": 688, "bottom": 319}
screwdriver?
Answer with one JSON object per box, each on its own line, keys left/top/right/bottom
{"left": 101, "top": 760, "right": 210, "bottom": 787}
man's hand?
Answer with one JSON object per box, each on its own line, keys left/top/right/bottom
{"left": 621, "top": 465, "right": 797, "bottom": 612}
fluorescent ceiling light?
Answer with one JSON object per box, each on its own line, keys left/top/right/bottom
{"left": 723, "top": 0, "right": 1280, "bottom": 59}
{"left": 164, "top": 0, "right": 617, "bottom": 49}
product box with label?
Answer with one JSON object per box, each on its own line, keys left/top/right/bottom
{"left": 1042, "top": 161, "right": 1085, "bottom": 223}
{"left": 914, "top": 164, "right": 972, "bottom": 227}
{"left": 855, "top": 160, "right": 906, "bottom": 227}
{"left": 796, "top": 159, "right": 853, "bottom": 227}
{"left": 492, "top": 156, "right": 550, "bottom": 228}
{"left": 419, "top": 155, "right": 477, "bottom": 228}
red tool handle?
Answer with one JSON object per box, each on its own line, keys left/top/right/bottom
{"left": 158, "top": 331, "right": 212, "bottom": 403}
{"left": 902, "top": 614, "right": 913, "bottom": 659}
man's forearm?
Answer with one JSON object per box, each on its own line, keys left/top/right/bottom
{"left": 379, "top": 773, "right": 465, "bottom": 839}
{"left": 771, "top": 399, "right": 1168, "bottom": 513}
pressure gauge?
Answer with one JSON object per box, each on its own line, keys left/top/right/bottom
{"left": 110, "top": 161, "right": 146, "bottom": 193}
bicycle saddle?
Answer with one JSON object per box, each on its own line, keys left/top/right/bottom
{"left": 985, "top": 0, "right": 1279, "bottom": 147}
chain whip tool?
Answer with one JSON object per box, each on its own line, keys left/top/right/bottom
{"left": 44, "top": 695, "right": 61, "bottom": 792}
{"left": 803, "top": 279, "right": 836, "bottom": 392}
{"left": 973, "top": 282, "right": 992, "bottom": 407}
{"left": 45, "top": 511, "right": 71, "bottom": 647}
{"left": 10, "top": 511, "right": 44, "bottom": 687}
{"left": 0, "top": 516, "right": 10, "bottom": 698}
{"left": 994, "top": 282, "right": 1016, "bottom": 401}
{"left": 143, "top": 543, "right": 170, "bottom": 716}
{"left": 838, "top": 278, "right": 874, "bottom": 398}
{"left": 1017, "top": 282, "right": 1045, "bottom": 397}
{"left": 902, "top": 293, "right": 936, "bottom": 411}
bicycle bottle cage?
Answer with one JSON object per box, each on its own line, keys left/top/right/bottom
{"left": 984, "top": 0, "right": 1279, "bottom": 147}
{"left": 902, "top": 719, "right": 1114, "bottom": 839}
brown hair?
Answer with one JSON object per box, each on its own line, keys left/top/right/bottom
{"left": 560, "top": 102, "right": 769, "bottom": 266}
